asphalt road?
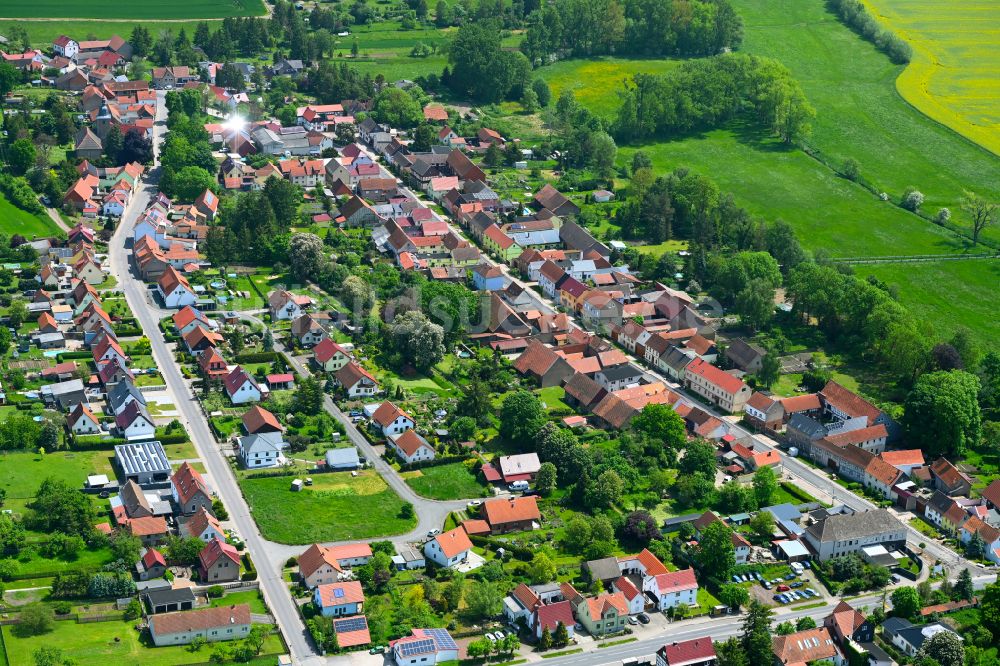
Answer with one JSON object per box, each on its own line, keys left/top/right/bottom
{"left": 106, "top": 93, "right": 323, "bottom": 665}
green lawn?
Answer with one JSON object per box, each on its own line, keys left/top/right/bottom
{"left": 0, "top": 620, "right": 283, "bottom": 666}
{"left": 402, "top": 462, "right": 488, "bottom": 501}
{"left": 856, "top": 259, "right": 1000, "bottom": 345}
{"left": 0, "top": 450, "right": 114, "bottom": 500}
{"left": 238, "top": 470, "right": 416, "bottom": 544}
{"left": 0, "top": 0, "right": 265, "bottom": 18}
{"left": 0, "top": 195, "right": 61, "bottom": 239}
{"left": 208, "top": 590, "right": 268, "bottom": 615}
{"left": 536, "top": 386, "right": 571, "bottom": 414}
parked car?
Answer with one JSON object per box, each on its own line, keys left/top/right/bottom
{"left": 790, "top": 582, "right": 804, "bottom": 589}
{"left": 485, "top": 633, "right": 496, "bottom": 642}
{"left": 762, "top": 581, "right": 772, "bottom": 590}
{"left": 777, "top": 584, "right": 790, "bottom": 592}
{"left": 785, "top": 573, "right": 797, "bottom": 580}
{"left": 427, "top": 528, "right": 441, "bottom": 537}
{"left": 754, "top": 573, "right": 763, "bottom": 581}
{"left": 732, "top": 575, "right": 741, "bottom": 583}
{"left": 493, "top": 631, "right": 505, "bottom": 640}
{"left": 637, "top": 613, "right": 650, "bottom": 625}
{"left": 807, "top": 588, "right": 819, "bottom": 597}
{"left": 628, "top": 616, "right": 639, "bottom": 625}
{"left": 369, "top": 646, "right": 386, "bottom": 654}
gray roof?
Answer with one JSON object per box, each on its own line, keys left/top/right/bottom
{"left": 598, "top": 364, "right": 643, "bottom": 382}
{"left": 583, "top": 556, "right": 621, "bottom": 581}
{"left": 34, "top": 332, "right": 65, "bottom": 344}
{"left": 143, "top": 586, "right": 196, "bottom": 606}
{"left": 325, "top": 447, "right": 360, "bottom": 467}
{"left": 805, "top": 509, "right": 905, "bottom": 544}
{"left": 559, "top": 219, "right": 609, "bottom": 257}
{"left": 109, "top": 380, "right": 146, "bottom": 411}
{"left": 763, "top": 503, "right": 802, "bottom": 523}
{"left": 115, "top": 441, "right": 170, "bottom": 476}
{"left": 926, "top": 490, "right": 955, "bottom": 515}
{"left": 240, "top": 431, "right": 286, "bottom": 456}
{"left": 725, "top": 338, "right": 766, "bottom": 369}
{"left": 41, "top": 378, "right": 84, "bottom": 396}
{"left": 787, "top": 413, "right": 828, "bottom": 440}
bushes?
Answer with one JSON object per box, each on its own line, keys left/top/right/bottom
{"left": 241, "top": 552, "right": 258, "bottom": 581}
{"left": 0, "top": 174, "right": 44, "bottom": 215}
{"left": 399, "top": 454, "right": 473, "bottom": 471}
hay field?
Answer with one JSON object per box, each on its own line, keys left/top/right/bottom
{"left": 861, "top": 0, "right": 1000, "bottom": 156}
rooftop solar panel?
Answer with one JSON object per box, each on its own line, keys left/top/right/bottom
{"left": 425, "top": 628, "right": 457, "bottom": 650}
{"left": 334, "top": 616, "right": 368, "bottom": 633}
{"left": 399, "top": 639, "right": 435, "bottom": 656}
{"left": 334, "top": 588, "right": 345, "bottom": 598}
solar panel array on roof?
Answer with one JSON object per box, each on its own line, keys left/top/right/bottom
{"left": 399, "top": 639, "right": 436, "bottom": 656}
{"left": 334, "top": 616, "right": 368, "bottom": 633}
{"left": 425, "top": 628, "right": 457, "bottom": 650}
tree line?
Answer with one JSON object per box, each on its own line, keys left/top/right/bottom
{"left": 613, "top": 53, "right": 815, "bottom": 144}
{"left": 827, "top": 0, "right": 911, "bottom": 64}
{"left": 520, "top": 0, "right": 742, "bottom": 64}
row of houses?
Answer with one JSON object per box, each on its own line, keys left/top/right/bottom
{"left": 64, "top": 161, "right": 146, "bottom": 219}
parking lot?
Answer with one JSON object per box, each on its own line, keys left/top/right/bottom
{"left": 737, "top": 561, "right": 826, "bottom": 608}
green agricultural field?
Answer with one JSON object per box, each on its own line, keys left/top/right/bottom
{"left": 861, "top": 0, "right": 1000, "bottom": 157}
{"left": 238, "top": 470, "right": 416, "bottom": 544}
{"left": 733, "top": 0, "right": 1000, "bottom": 244}
{"left": 402, "top": 462, "right": 487, "bottom": 501}
{"left": 857, "top": 259, "right": 1000, "bottom": 344}
{"left": 0, "top": 195, "right": 61, "bottom": 239}
{"left": 0, "top": 620, "right": 284, "bottom": 666}
{"left": 0, "top": 0, "right": 266, "bottom": 19}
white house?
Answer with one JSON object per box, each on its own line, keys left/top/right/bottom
{"left": 371, "top": 401, "right": 415, "bottom": 436}
{"left": 423, "top": 527, "right": 472, "bottom": 568}
{"left": 224, "top": 367, "right": 262, "bottom": 405}
{"left": 69, "top": 402, "right": 101, "bottom": 435}
{"left": 268, "top": 289, "right": 312, "bottom": 321}
{"left": 389, "top": 430, "right": 435, "bottom": 465}
{"left": 641, "top": 568, "right": 698, "bottom": 611}
{"left": 115, "top": 402, "right": 156, "bottom": 441}
{"left": 157, "top": 267, "right": 197, "bottom": 308}
{"left": 392, "top": 629, "right": 459, "bottom": 666}
{"left": 238, "top": 432, "right": 286, "bottom": 468}
{"left": 334, "top": 361, "right": 379, "bottom": 398}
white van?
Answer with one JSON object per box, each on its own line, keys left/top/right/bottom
{"left": 509, "top": 480, "right": 530, "bottom": 492}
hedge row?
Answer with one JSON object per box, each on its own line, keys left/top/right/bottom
{"left": 241, "top": 552, "right": 258, "bottom": 581}
{"left": 400, "top": 455, "right": 474, "bottom": 472}
{"left": 467, "top": 534, "right": 533, "bottom": 562}
{"left": 235, "top": 351, "right": 280, "bottom": 364}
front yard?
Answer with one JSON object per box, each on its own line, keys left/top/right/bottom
{"left": 402, "top": 461, "right": 489, "bottom": 500}
{"left": 238, "top": 470, "right": 416, "bottom": 544}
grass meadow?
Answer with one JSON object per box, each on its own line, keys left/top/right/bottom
{"left": 402, "top": 461, "right": 487, "bottom": 500}
{"left": 857, "top": 259, "right": 1000, "bottom": 344}
{"left": 0, "top": 195, "right": 61, "bottom": 239}
{"left": 0, "top": 0, "right": 266, "bottom": 19}
{"left": 861, "top": 0, "right": 1000, "bottom": 156}
{"left": 238, "top": 469, "right": 416, "bottom": 544}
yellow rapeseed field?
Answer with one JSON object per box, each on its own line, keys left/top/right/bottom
{"left": 862, "top": 0, "right": 1000, "bottom": 156}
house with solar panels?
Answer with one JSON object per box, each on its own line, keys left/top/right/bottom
{"left": 331, "top": 615, "right": 372, "bottom": 648}
{"left": 391, "top": 628, "right": 459, "bottom": 666}
{"left": 313, "top": 580, "right": 365, "bottom": 617}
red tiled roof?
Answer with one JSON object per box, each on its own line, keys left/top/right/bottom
{"left": 316, "top": 580, "right": 365, "bottom": 607}
{"left": 483, "top": 496, "right": 540, "bottom": 527}
{"left": 658, "top": 638, "right": 717, "bottom": 666}
{"left": 150, "top": 604, "right": 250, "bottom": 637}
{"left": 434, "top": 527, "right": 473, "bottom": 559}
{"left": 686, "top": 358, "right": 747, "bottom": 395}
{"left": 821, "top": 380, "right": 881, "bottom": 425}
{"left": 372, "top": 401, "right": 412, "bottom": 429}
{"left": 535, "top": 600, "right": 574, "bottom": 633}
{"left": 780, "top": 393, "right": 822, "bottom": 413}
{"left": 879, "top": 449, "right": 925, "bottom": 467}
{"left": 172, "top": 462, "right": 210, "bottom": 506}
{"left": 199, "top": 536, "right": 240, "bottom": 570}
